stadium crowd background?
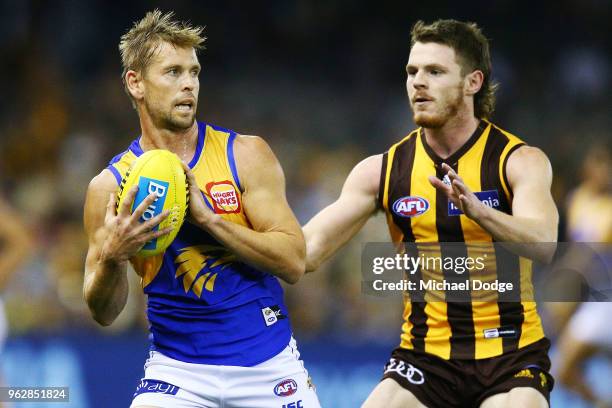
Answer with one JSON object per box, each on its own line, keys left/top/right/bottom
{"left": 0, "top": 1, "right": 610, "bottom": 407}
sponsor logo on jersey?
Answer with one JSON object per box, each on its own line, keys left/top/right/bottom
{"left": 384, "top": 358, "right": 425, "bottom": 385}
{"left": 262, "top": 305, "right": 287, "bottom": 327}
{"left": 274, "top": 379, "right": 298, "bottom": 397}
{"left": 282, "top": 401, "right": 304, "bottom": 408}
{"left": 134, "top": 177, "right": 169, "bottom": 250}
{"left": 133, "top": 379, "right": 179, "bottom": 397}
{"left": 514, "top": 369, "right": 535, "bottom": 379}
{"left": 206, "top": 180, "right": 241, "bottom": 214}
{"left": 483, "top": 325, "right": 517, "bottom": 339}
{"left": 449, "top": 189, "right": 500, "bottom": 216}
{"left": 392, "top": 196, "right": 430, "bottom": 218}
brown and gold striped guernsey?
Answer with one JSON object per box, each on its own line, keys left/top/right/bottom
{"left": 378, "top": 120, "right": 545, "bottom": 360}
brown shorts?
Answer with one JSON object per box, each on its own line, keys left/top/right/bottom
{"left": 381, "top": 338, "right": 554, "bottom": 408}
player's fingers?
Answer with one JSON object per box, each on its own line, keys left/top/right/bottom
{"left": 442, "top": 163, "right": 462, "bottom": 182}
{"left": 118, "top": 186, "right": 139, "bottom": 217}
{"left": 146, "top": 226, "right": 174, "bottom": 241}
{"left": 428, "top": 175, "right": 452, "bottom": 193}
{"left": 458, "top": 194, "right": 471, "bottom": 208}
{"left": 105, "top": 193, "right": 117, "bottom": 222}
{"left": 131, "top": 193, "right": 158, "bottom": 221}
{"left": 441, "top": 163, "right": 455, "bottom": 175}
{"left": 452, "top": 178, "right": 469, "bottom": 194}
{"left": 182, "top": 161, "right": 200, "bottom": 192}
{"left": 136, "top": 210, "right": 170, "bottom": 234}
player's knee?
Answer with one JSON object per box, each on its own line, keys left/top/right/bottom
{"left": 505, "top": 387, "right": 548, "bottom": 408}
{"left": 362, "top": 378, "right": 426, "bottom": 408}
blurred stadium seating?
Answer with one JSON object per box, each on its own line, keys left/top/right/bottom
{"left": 0, "top": 1, "right": 610, "bottom": 407}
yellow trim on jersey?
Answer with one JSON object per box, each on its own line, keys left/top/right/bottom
{"left": 411, "top": 130, "right": 439, "bottom": 243}
{"left": 491, "top": 122, "right": 525, "bottom": 200}
{"left": 409, "top": 130, "right": 452, "bottom": 359}
{"left": 382, "top": 131, "right": 418, "bottom": 244}
{"left": 455, "top": 123, "right": 504, "bottom": 358}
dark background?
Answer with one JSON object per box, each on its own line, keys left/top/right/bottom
{"left": 0, "top": 1, "right": 610, "bottom": 407}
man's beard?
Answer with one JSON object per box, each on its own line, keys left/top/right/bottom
{"left": 145, "top": 100, "right": 196, "bottom": 131}
{"left": 412, "top": 88, "right": 462, "bottom": 129}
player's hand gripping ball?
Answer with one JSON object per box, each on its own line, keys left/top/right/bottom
{"left": 116, "top": 150, "right": 188, "bottom": 257}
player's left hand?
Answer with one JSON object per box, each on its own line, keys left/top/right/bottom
{"left": 428, "top": 163, "right": 487, "bottom": 220}
{"left": 181, "top": 162, "right": 218, "bottom": 229}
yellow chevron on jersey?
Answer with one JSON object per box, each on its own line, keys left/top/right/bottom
{"left": 108, "top": 122, "right": 248, "bottom": 293}
{"left": 106, "top": 122, "right": 293, "bottom": 366}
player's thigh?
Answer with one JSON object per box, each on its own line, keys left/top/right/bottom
{"left": 479, "top": 387, "right": 548, "bottom": 408}
{"left": 362, "top": 378, "right": 428, "bottom": 408}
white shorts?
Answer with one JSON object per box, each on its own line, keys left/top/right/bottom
{"left": 131, "top": 337, "right": 321, "bottom": 408}
{"left": 567, "top": 302, "right": 612, "bottom": 350}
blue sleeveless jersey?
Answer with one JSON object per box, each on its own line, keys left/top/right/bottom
{"left": 107, "top": 122, "right": 292, "bottom": 366}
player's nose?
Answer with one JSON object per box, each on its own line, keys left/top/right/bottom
{"left": 181, "top": 73, "right": 198, "bottom": 92}
{"left": 412, "top": 70, "right": 428, "bottom": 89}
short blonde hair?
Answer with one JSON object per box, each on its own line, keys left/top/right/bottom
{"left": 119, "top": 9, "right": 206, "bottom": 104}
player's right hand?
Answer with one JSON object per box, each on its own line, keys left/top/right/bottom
{"left": 98, "top": 186, "right": 172, "bottom": 263}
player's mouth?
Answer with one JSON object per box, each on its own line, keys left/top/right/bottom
{"left": 174, "top": 99, "right": 195, "bottom": 112}
{"left": 413, "top": 95, "right": 433, "bottom": 108}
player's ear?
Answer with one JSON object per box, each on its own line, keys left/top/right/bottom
{"left": 125, "top": 70, "right": 145, "bottom": 101}
{"left": 464, "top": 70, "right": 484, "bottom": 96}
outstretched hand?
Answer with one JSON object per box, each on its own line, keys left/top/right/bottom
{"left": 428, "top": 163, "right": 486, "bottom": 220}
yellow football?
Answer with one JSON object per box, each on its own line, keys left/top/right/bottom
{"left": 116, "top": 149, "right": 188, "bottom": 257}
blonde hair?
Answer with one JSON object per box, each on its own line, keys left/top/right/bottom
{"left": 119, "top": 9, "right": 206, "bottom": 104}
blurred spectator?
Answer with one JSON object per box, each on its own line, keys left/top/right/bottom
{"left": 551, "top": 145, "right": 612, "bottom": 407}
{"left": 0, "top": 194, "right": 32, "bottom": 407}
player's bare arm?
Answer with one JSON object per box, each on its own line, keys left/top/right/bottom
{"left": 83, "top": 169, "right": 171, "bottom": 325}
{"left": 430, "top": 146, "right": 558, "bottom": 262}
{"left": 0, "top": 198, "right": 32, "bottom": 290}
{"left": 183, "top": 135, "right": 305, "bottom": 284}
{"left": 303, "top": 154, "right": 381, "bottom": 272}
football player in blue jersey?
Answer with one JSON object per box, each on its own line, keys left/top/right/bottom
{"left": 83, "top": 10, "right": 320, "bottom": 408}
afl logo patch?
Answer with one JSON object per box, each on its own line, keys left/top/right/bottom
{"left": 392, "top": 196, "right": 429, "bottom": 217}
{"left": 206, "top": 181, "right": 241, "bottom": 214}
{"left": 274, "top": 379, "right": 298, "bottom": 397}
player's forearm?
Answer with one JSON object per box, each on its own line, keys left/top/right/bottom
{"left": 304, "top": 227, "right": 349, "bottom": 273}
{"left": 83, "top": 259, "right": 129, "bottom": 326}
{"left": 304, "top": 201, "right": 375, "bottom": 273}
{"left": 198, "top": 215, "right": 305, "bottom": 284}
{"left": 475, "top": 206, "right": 558, "bottom": 262}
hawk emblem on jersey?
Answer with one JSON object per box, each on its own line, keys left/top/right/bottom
{"left": 206, "top": 181, "right": 241, "bottom": 214}
{"left": 174, "top": 245, "right": 236, "bottom": 297}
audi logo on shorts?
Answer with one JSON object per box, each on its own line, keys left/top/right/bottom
{"left": 274, "top": 379, "right": 298, "bottom": 397}
{"left": 384, "top": 358, "right": 425, "bottom": 385}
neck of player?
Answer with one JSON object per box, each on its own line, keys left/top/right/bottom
{"left": 423, "top": 111, "right": 480, "bottom": 160}
{"left": 139, "top": 119, "right": 199, "bottom": 164}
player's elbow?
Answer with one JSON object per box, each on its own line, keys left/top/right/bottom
{"left": 85, "top": 294, "right": 116, "bottom": 326}
{"left": 83, "top": 286, "right": 118, "bottom": 327}
{"left": 90, "top": 310, "right": 116, "bottom": 327}
{"left": 282, "top": 257, "right": 305, "bottom": 284}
